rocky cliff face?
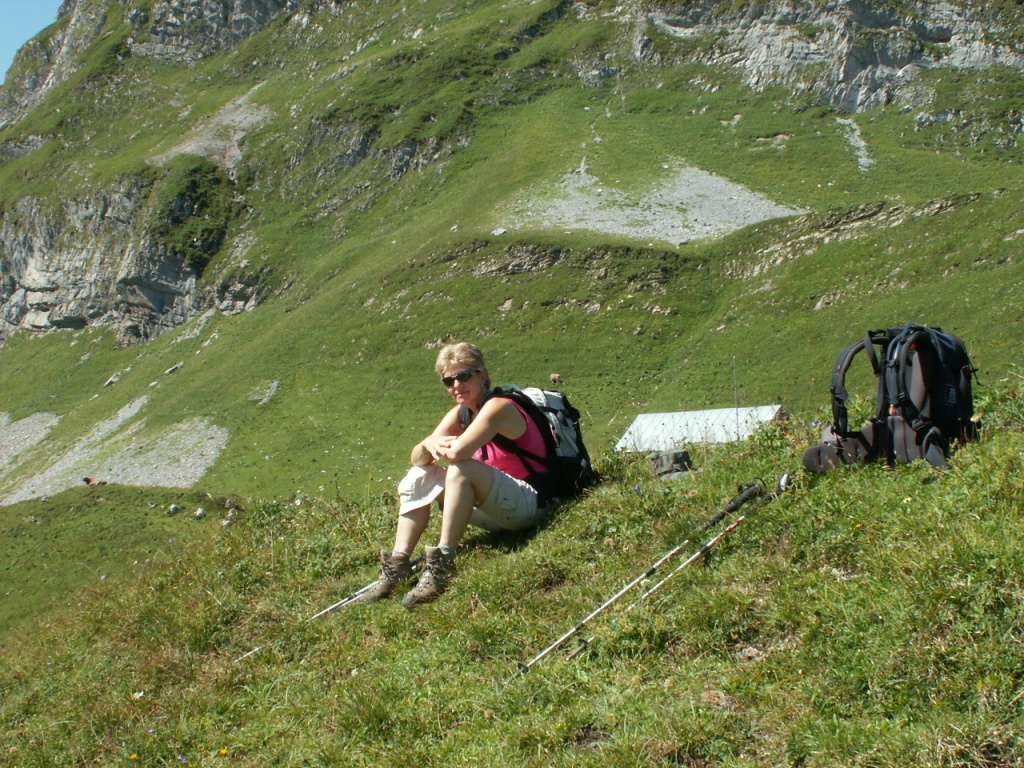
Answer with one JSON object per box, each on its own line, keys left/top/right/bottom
{"left": 640, "top": 0, "right": 1024, "bottom": 112}
{"left": 0, "top": 176, "right": 272, "bottom": 345}
{"left": 0, "top": 187, "right": 199, "bottom": 345}
{"left": 0, "top": 0, "right": 105, "bottom": 130}
{"left": 126, "top": 0, "right": 301, "bottom": 62}
{"left": 11, "top": 1, "right": 1016, "bottom": 131}
{"left": 0, "top": 0, "right": 291, "bottom": 345}
{"left": 1, "top": 0, "right": 317, "bottom": 129}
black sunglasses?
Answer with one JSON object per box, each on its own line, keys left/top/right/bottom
{"left": 441, "top": 369, "right": 476, "bottom": 387}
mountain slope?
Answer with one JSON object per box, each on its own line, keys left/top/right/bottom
{"left": 0, "top": 0, "right": 1021, "bottom": 659}
{"left": 3, "top": 2, "right": 1024, "bottom": 763}
{"left": 0, "top": 0, "right": 1022, "bottom": 502}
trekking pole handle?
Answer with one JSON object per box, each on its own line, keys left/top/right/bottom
{"left": 747, "top": 471, "right": 795, "bottom": 511}
{"left": 703, "top": 480, "right": 764, "bottom": 530}
{"left": 566, "top": 637, "right": 592, "bottom": 661}
{"left": 726, "top": 481, "right": 764, "bottom": 512}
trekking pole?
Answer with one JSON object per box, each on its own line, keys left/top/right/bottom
{"left": 508, "top": 477, "right": 771, "bottom": 681}
{"left": 625, "top": 471, "right": 794, "bottom": 611}
{"left": 232, "top": 560, "right": 429, "bottom": 665}
{"left": 507, "top": 538, "right": 691, "bottom": 681}
{"left": 625, "top": 516, "right": 745, "bottom": 610}
{"left": 308, "top": 555, "right": 423, "bottom": 620}
{"left": 308, "top": 584, "right": 377, "bottom": 619}
{"left": 701, "top": 479, "right": 765, "bottom": 531}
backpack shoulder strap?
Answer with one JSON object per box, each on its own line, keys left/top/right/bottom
{"left": 830, "top": 330, "right": 889, "bottom": 435}
{"left": 887, "top": 323, "right": 935, "bottom": 427}
{"left": 487, "top": 386, "right": 558, "bottom": 465}
{"left": 890, "top": 323, "right": 977, "bottom": 433}
{"left": 458, "top": 389, "right": 502, "bottom": 461}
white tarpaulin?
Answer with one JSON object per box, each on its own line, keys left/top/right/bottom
{"left": 615, "top": 405, "right": 786, "bottom": 452}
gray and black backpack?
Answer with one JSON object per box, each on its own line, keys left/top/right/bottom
{"left": 460, "top": 385, "right": 599, "bottom": 503}
{"left": 803, "top": 323, "right": 979, "bottom": 473}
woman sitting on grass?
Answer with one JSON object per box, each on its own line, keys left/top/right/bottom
{"left": 357, "top": 342, "right": 552, "bottom": 608}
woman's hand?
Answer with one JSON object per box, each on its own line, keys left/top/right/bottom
{"left": 428, "top": 435, "right": 457, "bottom": 460}
{"left": 412, "top": 434, "right": 457, "bottom": 465}
{"left": 410, "top": 398, "right": 524, "bottom": 466}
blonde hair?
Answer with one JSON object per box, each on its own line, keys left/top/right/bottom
{"left": 435, "top": 342, "right": 490, "bottom": 388}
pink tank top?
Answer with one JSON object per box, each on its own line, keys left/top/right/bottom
{"left": 473, "top": 401, "right": 549, "bottom": 480}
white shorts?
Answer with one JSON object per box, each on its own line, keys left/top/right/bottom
{"left": 469, "top": 466, "right": 543, "bottom": 532}
{"left": 398, "top": 464, "right": 543, "bottom": 532}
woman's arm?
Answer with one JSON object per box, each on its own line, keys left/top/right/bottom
{"left": 410, "top": 406, "right": 463, "bottom": 466}
{"left": 437, "top": 398, "right": 526, "bottom": 463}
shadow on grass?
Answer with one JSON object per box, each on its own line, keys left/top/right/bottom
{"left": 461, "top": 499, "right": 573, "bottom": 554}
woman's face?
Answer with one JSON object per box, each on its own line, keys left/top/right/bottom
{"left": 441, "top": 366, "right": 487, "bottom": 409}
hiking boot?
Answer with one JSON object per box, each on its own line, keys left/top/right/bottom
{"left": 402, "top": 546, "right": 456, "bottom": 608}
{"left": 353, "top": 550, "right": 413, "bottom": 603}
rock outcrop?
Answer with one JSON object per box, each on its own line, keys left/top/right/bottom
{"left": 0, "top": 188, "right": 200, "bottom": 345}
{"left": 1, "top": 0, "right": 320, "bottom": 128}
{"left": 126, "top": 0, "right": 302, "bottom": 62}
{"left": 0, "top": 0, "right": 107, "bottom": 129}
{"left": 0, "top": 180, "right": 268, "bottom": 345}
{"left": 641, "top": 0, "right": 1024, "bottom": 112}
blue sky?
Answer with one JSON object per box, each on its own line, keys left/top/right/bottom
{"left": 1, "top": 0, "right": 67, "bottom": 84}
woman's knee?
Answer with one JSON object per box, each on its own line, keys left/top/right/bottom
{"left": 446, "top": 459, "right": 481, "bottom": 484}
{"left": 448, "top": 459, "right": 495, "bottom": 504}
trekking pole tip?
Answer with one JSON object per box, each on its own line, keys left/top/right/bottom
{"left": 504, "top": 661, "right": 533, "bottom": 688}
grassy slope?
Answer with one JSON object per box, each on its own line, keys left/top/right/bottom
{"left": 0, "top": 485, "right": 235, "bottom": 635}
{"left": 2, "top": 389, "right": 1024, "bottom": 765}
{"left": 2, "top": 0, "right": 1024, "bottom": 762}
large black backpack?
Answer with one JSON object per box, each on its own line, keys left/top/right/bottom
{"left": 461, "top": 385, "right": 599, "bottom": 503}
{"left": 803, "top": 323, "right": 979, "bottom": 473}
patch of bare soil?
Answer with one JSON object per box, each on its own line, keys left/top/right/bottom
{"left": 0, "top": 397, "right": 228, "bottom": 505}
{"left": 503, "top": 158, "right": 804, "bottom": 246}
{"left": 151, "top": 83, "right": 271, "bottom": 173}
